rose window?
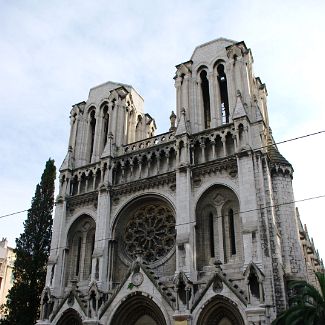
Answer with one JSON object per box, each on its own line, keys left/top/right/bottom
{"left": 124, "top": 204, "right": 176, "bottom": 263}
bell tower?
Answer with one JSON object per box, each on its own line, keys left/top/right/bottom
{"left": 62, "top": 81, "right": 156, "bottom": 169}
{"left": 174, "top": 38, "right": 269, "bottom": 134}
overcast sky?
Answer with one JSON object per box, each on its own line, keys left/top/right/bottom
{"left": 1, "top": 0, "right": 324, "bottom": 261}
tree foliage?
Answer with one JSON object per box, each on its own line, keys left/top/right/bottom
{"left": 272, "top": 272, "right": 325, "bottom": 325}
{"left": 0, "top": 159, "right": 56, "bottom": 325}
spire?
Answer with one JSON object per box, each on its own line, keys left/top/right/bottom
{"left": 59, "top": 146, "right": 74, "bottom": 171}
{"left": 101, "top": 132, "right": 114, "bottom": 158}
{"left": 232, "top": 91, "right": 248, "bottom": 120}
{"left": 175, "top": 108, "right": 190, "bottom": 136}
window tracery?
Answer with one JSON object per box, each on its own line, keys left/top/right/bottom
{"left": 66, "top": 215, "right": 96, "bottom": 284}
{"left": 196, "top": 185, "right": 241, "bottom": 269}
{"left": 123, "top": 203, "right": 176, "bottom": 264}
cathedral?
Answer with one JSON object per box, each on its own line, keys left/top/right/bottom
{"left": 37, "top": 38, "right": 323, "bottom": 325}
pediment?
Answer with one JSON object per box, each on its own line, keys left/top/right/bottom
{"left": 191, "top": 271, "right": 248, "bottom": 313}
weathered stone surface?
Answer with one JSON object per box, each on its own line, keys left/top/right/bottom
{"left": 39, "top": 38, "right": 323, "bottom": 325}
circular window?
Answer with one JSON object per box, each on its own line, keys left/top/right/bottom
{"left": 123, "top": 203, "right": 176, "bottom": 264}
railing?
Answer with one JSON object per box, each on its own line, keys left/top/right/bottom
{"left": 119, "top": 131, "right": 175, "bottom": 155}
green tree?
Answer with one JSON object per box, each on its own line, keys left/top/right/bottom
{"left": 273, "top": 272, "right": 325, "bottom": 325}
{"left": 0, "top": 159, "right": 56, "bottom": 325}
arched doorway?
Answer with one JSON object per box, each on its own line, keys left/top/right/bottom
{"left": 57, "top": 308, "right": 82, "bottom": 325}
{"left": 197, "top": 296, "right": 245, "bottom": 325}
{"left": 110, "top": 293, "right": 167, "bottom": 325}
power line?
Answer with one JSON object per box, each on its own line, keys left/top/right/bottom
{"left": 275, "top": 130, "right": 325, "bottom": 146}
{"left": 0, "top": 129, "right": 324, "bottom": 221}
{"left": 45, "top": 193, "right": 324, "bottom": 252}
{"left": 1, "top": 194, "right": 324, "bottom": 251}
{"left": 0, "top": 209, "right": 29, "bottom": 219}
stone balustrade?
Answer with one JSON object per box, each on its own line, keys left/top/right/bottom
{"left": 63, "top": 123, "right": 247, "bottom": 193}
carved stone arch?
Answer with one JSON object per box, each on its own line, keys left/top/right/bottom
{"left": 112, "top": 194, "right": 176, "bottom": 267}
{"left": 86, "top": 105, "right": 97, "bottom": 116}
{"left": 109, "top": 194, "right": 176, "bottom": 287}
{"left": 196, "top": 295, "right": 245, "bottom": 325}
{"left": 66, "top": 210, "right": 96, "bottom": 234}
{"left": 195, "top": 63, "right": 210, "bottom": 77}
{"left": 243, "top": 262, "right": 265, "bottom": 304}
{"left": 111, "top": 191, "right": 176, "bottom": 229}
{"left": 196, "top": 184, "right": 241, "bottom": 268}
{"left": 110, "top": 292, "right": 167, "bottom": 325}
{"left": 99, "top": 100, "right": 109, "bottom": 111}
{"left": 56, "top": 308, "right": 83, "bottom": 325}
{"left": 194, "top": 183, "right": 240, "bottom": 214}
{"left": 213, "top": 58, "right": 227, "bottom": 70}
{"left": 65, "top": 214, "right": 96, "bottom": 285}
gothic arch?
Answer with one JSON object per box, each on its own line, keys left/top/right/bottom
{"left": 111, "top": 192, "right": 176, "bottom": 229}
{"left": 194, "top": 181, "right": 240, "bottom": 208}
{"left": 196, "top": 296, "right": 245, "bottom": 325}
{"left": 109, "top": 194, "right": 176, "bottom": 287}
{"left": 110, "top": 293, "right": 167, "bottom": 325}
{"left": 56, "top": 308, "right": 82, "bottom": 325}
{"left": 65, "top": 214, "right": 96, "bottom": 285}
{"left": 112, "top": 194, "right": 176, "bottom": 267}
{"left": 195, "top": 184, "right": 242, "bottom": 269}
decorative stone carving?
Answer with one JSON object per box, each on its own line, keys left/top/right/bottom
{"left": 213, "top": 193, "right": 225, "bottom": 206}
{"left": 124, "top": 204, "right": 176, "bottom": 263}
{"left": 213, "top": 278, "right": 223, "bottom": 293}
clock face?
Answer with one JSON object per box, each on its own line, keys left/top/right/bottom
{"left": 132, "top": 272, "right": 144, "bottom": 286}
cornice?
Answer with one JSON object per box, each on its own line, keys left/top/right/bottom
{"left": 66, "top": 191, "right": 98, "bottom": 211}
{"left": 112, "top": 172, "right": 176, "bottom": 197}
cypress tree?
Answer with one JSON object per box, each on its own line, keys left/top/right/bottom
{"left": 0, "top": 159, "right": 56, "bottom": 325}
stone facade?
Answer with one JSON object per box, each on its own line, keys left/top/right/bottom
{"left": 38, "top": 38, "right": 323, "bottom": 325}
{"left": 0, "top": 238, "right": 15, "bottom": 319}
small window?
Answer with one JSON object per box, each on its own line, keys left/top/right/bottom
{"left": 200, "top": 70, "right": 211, "bottom": 129}
{"left": 89, "top": 110, "right": 96, "bottom": 162}
{"left": 209, "top": 213, "right": 215, "bottom": 257}
{"left": 229, "top": 209, "right": 236, "bottom": 255}
{"left": 102, "top": 106, "right": 109, "bottom": 148}
{"left": 217, "top": 64, "right": 229, "bottom": 124}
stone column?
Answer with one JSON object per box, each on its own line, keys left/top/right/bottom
{"left": 175, "top": 75, "right": 183, "bottom": 117}
{"left": 94, "top": 187, "right": 111, "bottom": 290}
{"left": 196, "top": 79, "right": 203, "bottom": 131}
{"left": 208, "top": 71, "right": 217, "bottom": 128}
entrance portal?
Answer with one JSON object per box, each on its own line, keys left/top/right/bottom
{"left": 197, "top": 296, "right": 244, "bottom": 325}
{"left": 110, "top": 293, "right": 166, "bottom": 325}
{"left": 57, "top": 308, "right": 82, "bottom": 325}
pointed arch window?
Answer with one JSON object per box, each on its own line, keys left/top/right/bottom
{"left": 200, "top": 70, "right": 211, "bottom": 129}
{"left": 89, "top": 110, "right": 96, "bottom": 162}
{"left": 217, "top": 64, "right": 229, "bottom": 124}
{"left": 229, "top": 208, "right": 236, "bottom": 255}
{"left": 66, "top": 216, "right": 96, "bottom": 284}
{"left": 209, "top": 213, "right": 215, "bottom": 258}
{"left": 102, "top": 105, "right": 109, "bottom": 150}
{"left": 75, "top": 236, "right": 82, "bottom": 277}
